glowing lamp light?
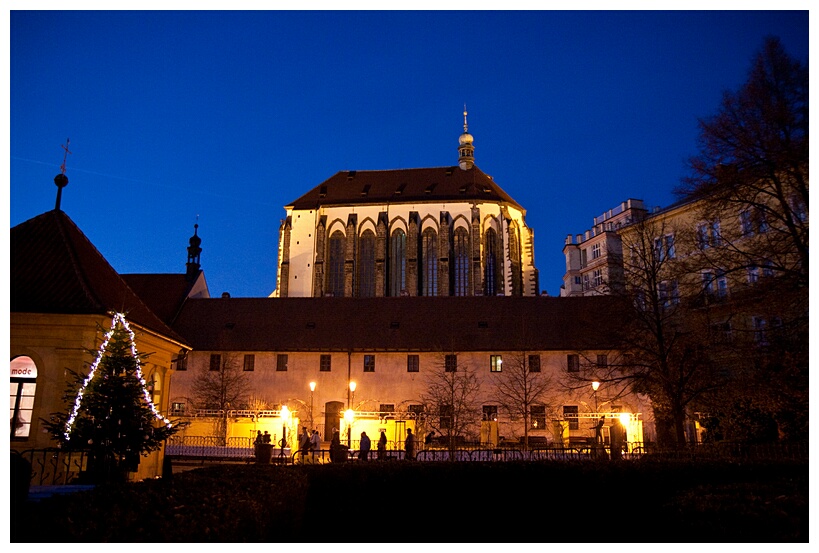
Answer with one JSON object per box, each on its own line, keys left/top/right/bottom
{"left": 309, "top": 381, "right": 316, "bottom": 392}
{"left": 619, "top": 413, "right": 631, "bottom": 427}
{"left": 592, "top": 381, "right": 601, "bottom": 391}
{"left": 344, "top": 409, "right": 355, "bottom": 423}
{"left": 349, "top": 381, "right": 356, "bottom": 393}
{"left": 281, "top": 405, "right": 291, "bottom": 421}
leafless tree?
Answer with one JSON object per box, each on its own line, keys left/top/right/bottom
{"left": 191, "top": 353, "right": 252, "bottom": 444}
{"left": 492, "top": 347, "right": 556, "bottom": 450}
{"left": 419, "top": 350, "right": 482, "bottom": 455}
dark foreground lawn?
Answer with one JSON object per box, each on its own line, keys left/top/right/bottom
{"left": 11, "top": 459, "right": 808, "bottom": 543}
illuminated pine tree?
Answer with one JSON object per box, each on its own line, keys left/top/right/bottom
{"left": 43, "top": 313, "right": 186, "bottom": 483}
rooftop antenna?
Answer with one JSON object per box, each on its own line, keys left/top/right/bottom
{"left": 54, "top": 138, "right": 71, "bottom": 210}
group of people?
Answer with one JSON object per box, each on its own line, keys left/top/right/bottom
{"left": 256, "top": 426, "right": 425, "bottom": 463}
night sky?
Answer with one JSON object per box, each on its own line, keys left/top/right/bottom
{"left": 9, "top": 8, "right": 809, "bottom": 297}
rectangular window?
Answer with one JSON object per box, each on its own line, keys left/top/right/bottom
{"left": 567, "top": 354, "right": 580, "bottom": 372}
{"left": 320, "top": 354, "right": 332, "bottom": 372}
{"left": 408, "top": 404, "right": 424, "bottom": 420}
{"left": 583, "top": 274, "right": 590, "bottom": 290}
{"left": 445, "top": 354, "right": 457, "bottom": 373}
{"left": 592, "top": 269, "right": 603, "bottom": 288}
{"left": 490, "top": 355, "right": 503, "bottom": 372}
{"left": 591, "top": 243, "right": 601, "bottom": 259}
{"left": 659, "top": 280, "right": 680, "bottom": 307}
{"left": 740, "top": 210, "right": 754, "bottom": 236}
{"left": 531, "top": 405, "right": 546, "bottom": 430}
{"left": 407, "top": 354, "right": 419, "bottom": 373}
{"left": 276, "top": 354, "right": 288, "bottom": 372}
{"left": 209, "top": 354, "right": 221, "bottom": 371}
{"left": 482, "top": 405, "right": 498, "bottom": 422}
{"left": 716, "top": 270, "right": 728, "bottom": 298}
{"left": 580, "top": 248, "right": 588, "bottom": 267}
{"left": 379, "top": 404, "right": 395, "bottom": 418}
{"left": 243, "top": 354, "right": 255, "bottom": 372}
{"left": 10, "top": 381, "right": 35, "bottom": 438}
{"left": 563, "top": 405, "right": 579, "bottom": 431}
{"left": 748, "top": 265, "right": 760, "bottom": 284}
{"left": 597, "top": 354, "right": 607, "bottom": 368}
{"left": 171, "top": 402, "right": 186, "bottom": 416}
{"left": 440, "top": 404, "right": 454, "bottom": 430}
{"left": 696, "top": 223, "right": 709, "bottom": 249}
{"left": 364, "top": 354, "right": 375, "bottom": 373}
{"left": 712, "top": 322, "right": 733, "bottom": 344}
{"left": 710, "top": 220, "right": 721, "bottom": 246}
{"left": 176, "top": 356, "right": 187, "bottom": 371}
{"left": 665, "top": 234, "right": 676, "bottom": 259}
{"left": 528, "top": 354, "right": 541, "bottom": 373}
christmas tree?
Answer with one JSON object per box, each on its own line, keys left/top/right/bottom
{"left": 44, "top": 313, "right": 187, "bottom": 483}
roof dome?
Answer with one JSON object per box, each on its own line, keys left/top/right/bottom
{"left": 459, "top": 132, "right": 473, "bottom": 146}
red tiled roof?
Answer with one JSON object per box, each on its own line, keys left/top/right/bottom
{"left": 287, "top": 166, "right": 524, "bottom": 211}
{"left": 11, "top": 210, "right": 188, "bottom": 345}
{"left": 172, "top": 296, "right": 626, "bottom": 353}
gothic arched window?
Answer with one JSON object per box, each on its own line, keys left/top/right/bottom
{"left": 453, "top": 227, "right": 469, "bottom": 296}
{"left": 358, "top": 230, "right": 375, "bottom": 297}
{"left": 389, "top": 229, "right": 406, "bottom": 296}
{"left": 421, "top": 228, "right": 438, "bottom": 296}
{"left": 328, "top": 230, "right": 345, "bottom": 297}
{"left": 484, "top": 228, "right": 498, "bottom": 296}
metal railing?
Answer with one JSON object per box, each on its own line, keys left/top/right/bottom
{"left": 16, "top": 448, "right": 90, "bottom": 486}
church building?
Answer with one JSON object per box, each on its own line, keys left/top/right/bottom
{"left": 274, "top": 110, "right": 539, "bottom": 298}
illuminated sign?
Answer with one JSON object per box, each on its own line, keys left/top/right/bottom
{"left": 9, "top": 356, "right": 38, "bottom": 379}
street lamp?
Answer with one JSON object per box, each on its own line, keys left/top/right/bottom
{"left": 348, "top": 381, "right": 356, "bottom": 409}
{"left": 591, "top": 381, "right": 600, "bottom": 413}
{"left": 344, "top": 408, "right": 355, "bottom": 448}
{"left": 309, "top": 381, "right": 316, "bottom": 431}
{"left": 280, "top": 405, "right": 291, "bottom": 461}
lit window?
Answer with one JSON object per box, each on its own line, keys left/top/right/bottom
{"left": 531, "top": 405, "right": 546, "bottom": 430}
{"left": 10, "top": 356, "right": 37, "bottom": 439}
{"left": 490, "top": 355, "right": 503, "bottom": 372}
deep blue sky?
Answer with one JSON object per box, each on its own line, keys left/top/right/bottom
{"left": 9, "top": 10, "right": 809, "bottom": 298}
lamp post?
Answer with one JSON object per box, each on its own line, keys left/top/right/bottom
{"left": 591, "top": 381, "right": 600, "bottom": 414}
{"left": 348, "top": 381, "right": 356, "bottom": 409}
{"left": 309, "top": 381, "right": 316, "bottom": 431}
{"left": 344, "top": 408, "right": 355, "bottom": 449}
{"left": 280, "top": 405, "right": 290, "bottom": 461}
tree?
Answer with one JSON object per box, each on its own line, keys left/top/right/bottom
{"left": 191, "top": 353, "right": 252, "bottom": 444}
{"left": 675, "top": 36, "right": 808, "bottom": 442}
{"left": 43, "top": 313, "right": 186, "bottom": 483}
{"left": 492, "top": 349, "right": 555, "bottom": 450}
{"left": 614, "top": 217, "right": 729, "bottom": 448}
{"left": 677, "top": 36, "right": 808, "bottom": 286}
{"left": 419, "top": 351, "right": 482, "bottom": 457}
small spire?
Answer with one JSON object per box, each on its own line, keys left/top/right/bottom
{"left": 54, "top": 138, "right": 71, "bottom": 210}
{"left": 186, "top": 217, "right": 202, "bottom": 281}
{"left": 458, "top": 105, "right": 475, "bottom": 170}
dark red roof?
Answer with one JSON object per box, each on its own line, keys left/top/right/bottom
{"left": 11, "top": 210, "right": 188, "bottom": 345}
{"left": 121, "top": 273, "right": 200, "bottom": 325}
{"left": 287, "top": 165, "right": 524, "bottom": 211}
{"left": 172, "top": 296, "right": 625, "bottom": 352}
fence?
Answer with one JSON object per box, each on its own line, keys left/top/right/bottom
{"left": 15, "top": 448, "right": 90, "bottom": 486}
